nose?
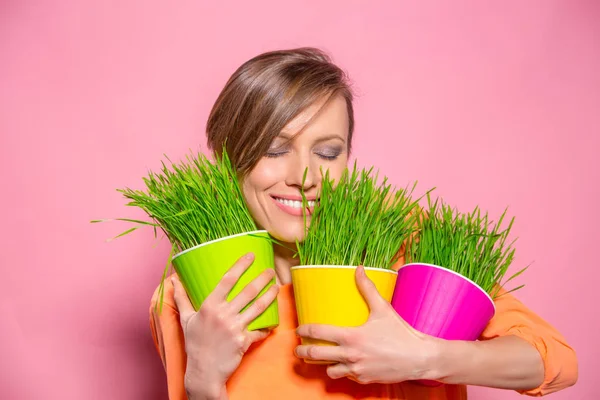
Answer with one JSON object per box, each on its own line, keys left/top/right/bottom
{"left": 285, "top": 152, "right": 320, "bottom": 192}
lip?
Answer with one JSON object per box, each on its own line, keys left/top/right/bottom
{"left": 271, "top": 195, "right": 315, "bottom": 217}
{"left": 270, "top": 194, "right": 317, "bottom": 201}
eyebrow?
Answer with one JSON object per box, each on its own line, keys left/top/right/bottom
{"left": 277, "top": 132, "right": 346, "bottom": 144}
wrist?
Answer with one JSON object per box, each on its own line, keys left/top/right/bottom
{"left": 409, "top": 335, "right": 447, "bottom": 382}
{"left": 185, "top": 376, "right": 227, "bottom": 400}
{"left": 422, "top": 337, "right": 474, "bottom": 384}
{"left": 184, "top": 361, "right": 228, "bottom": 400}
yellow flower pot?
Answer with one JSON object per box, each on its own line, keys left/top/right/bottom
{"left": 291, "top": 265, "right": 398, "bottom": 363}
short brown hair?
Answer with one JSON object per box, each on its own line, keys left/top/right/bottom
{"left": 206, "top": 47, "right": 354, "bottom": 175}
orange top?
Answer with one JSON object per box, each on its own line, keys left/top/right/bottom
{"left": 150, "top": 276, "right": 577, "bottom": 399}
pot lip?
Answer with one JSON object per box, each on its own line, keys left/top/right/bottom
{"left": 172, "top": 230, "right": 269, "bottom": 261}
{"left": 399, "top": 262, "right": 496, "bottom": 310}
{"left": 291, "top": 265, "right": 398, "bottom": 275}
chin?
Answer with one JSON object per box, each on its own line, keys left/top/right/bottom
{"left": 267, "top": 226, "right": 306, "bottom": 246}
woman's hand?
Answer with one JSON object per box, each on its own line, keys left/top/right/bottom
{"left": 172, "top": 253, "right": 280, "bottom": 400}
{"left": 295, "top": 266, "right": 439, "bottom": 384}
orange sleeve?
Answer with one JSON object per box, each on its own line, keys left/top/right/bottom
{"left": 480, "top": 287, "right": 578, "bottom": 397}
{"left": 149, "top": 275, "right": 189, "bottom": 400}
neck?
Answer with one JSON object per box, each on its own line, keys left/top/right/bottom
{"left": 273, "top": 241, "right": 298, "bottom": 285}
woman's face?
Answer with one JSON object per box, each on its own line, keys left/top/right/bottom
{"left": 242, "top": 94, "right": 349, "bottom": 244}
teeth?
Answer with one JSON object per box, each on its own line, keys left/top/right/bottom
{"left": 275, "top": 198, "right": 315, "bottom": 208}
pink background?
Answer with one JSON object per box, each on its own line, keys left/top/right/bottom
{"left": 1, "top": 1, "right": 597, "bottom": 399}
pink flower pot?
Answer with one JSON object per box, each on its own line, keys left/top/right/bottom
{"left": 391, "top": 263, "right": 496, "bottom": 386}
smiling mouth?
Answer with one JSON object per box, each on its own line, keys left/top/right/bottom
{"left": 272, "top": 197, "right": 316, "bottom": 209}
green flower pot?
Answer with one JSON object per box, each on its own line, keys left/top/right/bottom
{"left": 171, "top": 230, "right": 279, "bottom": 331}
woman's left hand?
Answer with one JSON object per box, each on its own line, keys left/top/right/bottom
{"left": 295, "top": 266, "right": 440, "bottom": 384}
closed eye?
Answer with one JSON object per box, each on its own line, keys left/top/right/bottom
{"left": 317, "top": 154, "right": 339, "bottom": 161}
{"left": 316, "top": 148, "right": 343, "bottom": 161}
{"left": 265, "top": 147, "right": 290, "bottom": 158}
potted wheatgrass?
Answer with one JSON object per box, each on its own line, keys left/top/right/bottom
{"left": 391, "top": 196, "right": 527, "bottom": 346}
{"left": 292, "top": 164, "right": 421, "bottom": 361}
{"left": 96, "top": 150, "right": 278, "bottom": 331}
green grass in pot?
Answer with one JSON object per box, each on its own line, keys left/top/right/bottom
{"left": 297, "top": 163, "right": 423, "bottom": 270}
{"left": 405, "top": 195, "right": 527, "bottom": 298}
{"left": 93, "top": 149, "right": 258, "bottom": 310}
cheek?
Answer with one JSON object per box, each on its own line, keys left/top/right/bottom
{"left": 321, "top": 155, "right": 349, "bottom": 182}
{"left": 243, "top": 159, "right": 285, "bottom": 193}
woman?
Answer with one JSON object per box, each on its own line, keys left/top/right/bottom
{"left": 149, "top": 48, "right": 577, "bottom": 400}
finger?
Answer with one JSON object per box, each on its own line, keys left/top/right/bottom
{"left": 238, "top": 284, "right": 280, "bottom": 327}
{"left": 171, "top": 276, "right": 195, "bottom": 324}
{"left": 296, "top": 324, "right": 349, "bottom": 345}
{"left": 228, "top": 268, "right": 276, "bottom": 313}
{"left": 295, "top": 345, "right": 357, "bottom": 364}
{"left": 210, "top": 253, "right": 255, "bottom": 301}
{"left": 247, "top": 328, "right": 271, "bottom": 344}
{"left": 326, "top": 363, "right": 352, "bottom": 380}
{"left": 355, "top": 265, "right": 388, "bottom": 313}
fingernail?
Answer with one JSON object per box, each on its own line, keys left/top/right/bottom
{"left": 171, "top": 277, "right": 175, "bottom": 284}
{"left": 245, "top": 252, "right": 255, "bottom": 260}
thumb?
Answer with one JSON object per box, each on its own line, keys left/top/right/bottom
{"left": 355, "top": 266, "right": 387, "bottom": 314}
{"left": 171, "top": 276, "right": 196, "bottom": 324}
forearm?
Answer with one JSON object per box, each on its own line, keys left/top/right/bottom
{"left": 426, "top": 335, "right": 544, "bottom": 390}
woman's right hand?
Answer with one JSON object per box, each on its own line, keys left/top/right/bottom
{"left": 171, "top": 252, "right": 280, "bottom": 400}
